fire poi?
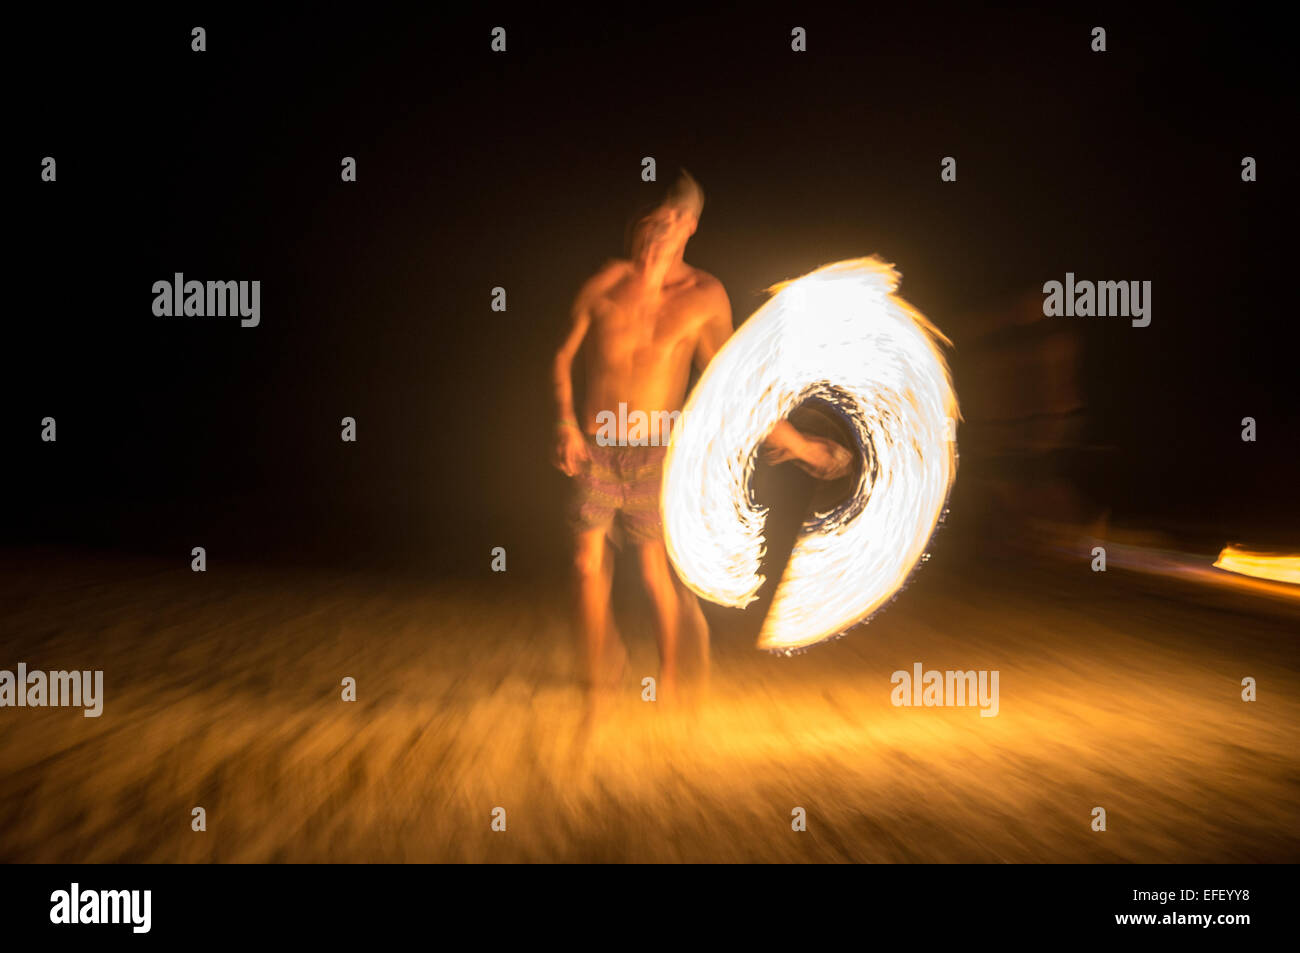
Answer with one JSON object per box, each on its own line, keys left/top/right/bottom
{"left": 662, "top": 257, "right": 959, "bottom": 652}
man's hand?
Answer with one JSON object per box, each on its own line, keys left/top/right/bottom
{"left": 554, "top": 423, "right": 591, "bottom": 477}
{"left": 789, "top": 435, "right": 853, "bottom": 481}
{"left": 762, "top": 421, "right": 853, "bottom": 480}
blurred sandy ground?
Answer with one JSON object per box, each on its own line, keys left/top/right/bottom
{"left": 1, "top": 543, "right": 1296, "bottom": 863}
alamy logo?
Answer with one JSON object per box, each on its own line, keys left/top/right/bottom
{"left": 0, "top": 663, "right": 103, "bottom": 717}
{"left": 891, "top": 662, "right": 999, "bottom": 717}
{"left": 1042, "top": 273, "right": 1150, "bottom": 327}
{"left": 50, "top": 883, "right": 151, "bottom": 933}
{"left": 595, "top": 402, "right": 683, "bottom": 446}
{"left": 152, "top": 273, "right": 260, "bottom": 327}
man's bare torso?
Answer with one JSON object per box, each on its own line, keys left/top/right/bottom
{"left": 578, "top": 259, "right": 722, "bottom": 436}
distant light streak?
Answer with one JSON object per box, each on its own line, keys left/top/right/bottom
{"left": 663, "top": 257, "right": 958, "bottom": 652}
{"left": 1213, "top": 546, "right": 1300, "bottom": 585}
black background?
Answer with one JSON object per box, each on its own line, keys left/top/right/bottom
{"left": 2, "top": 862, "right": 1283, "bottom": 940}
{"left": 12, "top": 2, "right": 1296, "bottom": 575}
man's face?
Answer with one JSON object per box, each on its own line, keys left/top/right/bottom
{"left": 633, "top": 204, "right": 697, "bottom": 267}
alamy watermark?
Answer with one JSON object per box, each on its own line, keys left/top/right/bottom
{"left": 891, "top": 662, "right": 999, "bottom": 717}
{"left": 1043, "top": 273, "right": 1150, "bottom": 327}
{"left": 50, "top": 883, "right": 150, "bottom": 933}
{"left": 594, "top": 402, "right": 683, "bottom": 446}
{"left": 0, "top": 663, "right": 103, "bottom": 717}
{"left": 152, "top": 273, "right": 260, "bottom": 327}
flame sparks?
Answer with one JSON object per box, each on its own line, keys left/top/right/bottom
{"left": 663, "top": 257, "right": 958, "bottom": 652}
{"left": 1213, "top": 546, "right": 1300, "bottom": 585}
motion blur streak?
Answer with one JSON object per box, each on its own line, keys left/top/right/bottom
{"left": 662, "top": 257, "right": 958, "bottom": 652}
{"left": 3, "top": 552, "right": 1296, "bottom": 863}
{"left": 1213, "top": 545, "right": 1300, "bottom": 585}
{"left": 1091, "top": 538, "right": 1300, "bottom": 602}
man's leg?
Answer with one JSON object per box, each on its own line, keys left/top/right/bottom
{"left": 600, "top": 537, "right": 628, "bottom": 683}
{"left": 574, "top": 527, "right": 616, "bottom": 696}
{"left": 566, "top": 440, "right": 624, "bottom": 699}
{"left": 675, "top": 572, "right": 710, "bottom": 686}
{"left": 636, "top": 539, "right": 680, "bottom": 700}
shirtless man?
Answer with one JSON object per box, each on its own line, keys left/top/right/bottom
{"left": 551, "top": 171, "right": 850, "bottom": 704}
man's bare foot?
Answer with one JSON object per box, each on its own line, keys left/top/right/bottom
{"left": 602, "top": 638, "right": 628, "bottom": 691}
{"left": 693, "top": 656, "right": 710, "bottom": 707}
{"left": 657, "top": 665, "right": 679, "bottom": 706}
{"left": 583, "top": 678, "right": 617, "bottom": 726}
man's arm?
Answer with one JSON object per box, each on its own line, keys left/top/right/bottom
{"left": 552, "top": 273, "right": 604, "bottom": 476}
{"left": 554, "top": 297, "right": 590, "bottom": 429}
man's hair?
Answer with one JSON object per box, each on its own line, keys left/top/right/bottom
{"left": 663, "top": 169, "right": 704, "bottom": 221}
{"left": 622, "top": 169, "right": 705, "bottom": 255}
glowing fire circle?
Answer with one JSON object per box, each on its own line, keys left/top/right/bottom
{"left": 662, "top": 257, "right": 959, "bottom": 653}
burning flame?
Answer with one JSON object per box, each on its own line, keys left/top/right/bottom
{"left": 662, "top": 257, "right": 958, "bottom": 652}
{"left": 1212, "top": 546, "right": 1300, "bottom": 585}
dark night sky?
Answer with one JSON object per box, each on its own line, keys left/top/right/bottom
{"left": 12, "top": 4, "right": 1296, "bottom": 572}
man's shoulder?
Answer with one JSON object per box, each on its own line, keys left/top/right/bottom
{"left": 594, "top": 258, "right": 634, "bottom": 282}
{"left": 577, "top": 259, "right": 632, "bottom": 297}
{"left": 683, "top": 265, "right": 725, "bottom": 298}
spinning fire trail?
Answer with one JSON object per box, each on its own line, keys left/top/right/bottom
{"left": 662, "top": 257, "right": 959, "bottom": 653}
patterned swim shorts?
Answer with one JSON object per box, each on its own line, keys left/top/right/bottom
{"left": 566, "top": 435, "right": 669, "bottom": 543}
